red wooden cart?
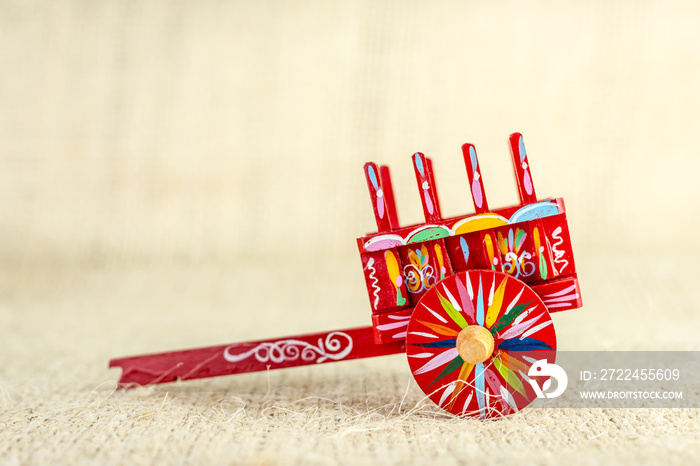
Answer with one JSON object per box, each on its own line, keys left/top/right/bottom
{"left": 110, "top": 133, "right": 582, "bottom": 418}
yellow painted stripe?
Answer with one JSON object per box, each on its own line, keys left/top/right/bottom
{"left": 448, "top": 362, "right": 475, "bottom": 411}
{"left": 486, "top": 276, "right": 507, "bottom": 328}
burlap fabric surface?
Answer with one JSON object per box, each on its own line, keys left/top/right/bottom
{"left": 1, "top": 1, "right": 699, "bottom": 464}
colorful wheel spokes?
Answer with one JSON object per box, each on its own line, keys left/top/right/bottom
{"left": 405, "top": 270, "right": 557, "bottom": 418}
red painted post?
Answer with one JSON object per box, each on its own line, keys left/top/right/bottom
{"left": 364, "top": 162, "right": 394, "bottom": 232}
{"left": 412, "top": 152, "right": 442, "bottom": 224}
{"left": 379, "top": 165, "right": 400, "bottom": 230}
{"left": 509, "top": 133, "right": 538, "bottom": 205}
{"left": 461, "top": 143, "right": 490, "bottom": 214}
{"left": 426, "top": 157, "right": 443, "bottom": 220}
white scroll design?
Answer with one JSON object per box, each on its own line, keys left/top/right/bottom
{"left": 551, "top": 226, "right": 569, "bottom": 274}
{"left": 366, "top": 258, "right": 381, "bottom": 309}
{"left": 223, "top": 332, "right": 354, "bottom": 365}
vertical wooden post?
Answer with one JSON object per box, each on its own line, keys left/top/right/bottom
{"left": 379, "top": 165, "right": 400, "bottom": 230}
{"left": 461, "top": 143, "right": 489, "bottom": 214}
{"left": 425, "top": 157, "right": 443, "bottom": 220}
{"left": 364, "top": 162, "right": 394, "bottom": 233}
{"left": 509, "top": 132, "right": 538, "bottom": 205}
{"left": 412, "top": 152, "right": 442, "bottom": 224}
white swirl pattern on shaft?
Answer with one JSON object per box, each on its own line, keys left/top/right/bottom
{"left": 223, "top": 332, "right": 353, "bottom": 364}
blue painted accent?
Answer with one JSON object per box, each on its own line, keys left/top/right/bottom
{"left": 469, "top": 145, "right": 478, "bottom": 170}
{"left": 518, "top": 135, "right": 527, "bottom": 163}
{"left": 475, "top": 362, "right": 485, "bottom": 417}
{"left": 409, "top": 339, "right": 457, "bottom": 348}
{"left": 367, "top": 165, "right": 379, "bottom": 190}
{"left": 509, "top": 202, "right": 559, "bottom": 224}
{"left": 508, "top": 229, "right": 514, "bottom": 249}
{"left": 414, "top": 153, "right": 425, "bottom": 177}
{"left": 459, "top": 237, "right": 469, "bottom": 265}
{"left": 497, "top": 337, "right": 553, "bottom": 352}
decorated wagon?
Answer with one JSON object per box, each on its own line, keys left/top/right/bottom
{"left": 110, "top": 132, "right": 582, "bottom": 419}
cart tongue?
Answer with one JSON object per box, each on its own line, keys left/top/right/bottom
{"left": 109, "top": 326, "right": 405, "bottom": 386}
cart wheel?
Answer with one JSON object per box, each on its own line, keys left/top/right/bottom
{"left": 405, "top": 270, "right": 556, "bottom": 418}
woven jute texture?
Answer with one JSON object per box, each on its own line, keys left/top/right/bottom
{"left": 1, "top": 1, "right": 699, "bottom": 464}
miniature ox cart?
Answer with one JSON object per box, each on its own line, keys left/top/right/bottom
{"left": 110, "top": 133, "right": 582, "bottom": 418}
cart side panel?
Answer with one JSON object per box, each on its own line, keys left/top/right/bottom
{"left": 481, "top": 229, "right": 505, "bottom": 272}
{"left": 360, "top": 248, "right": 411, "bottom": 313}
{"left": 444, "top": 229, "right": 506, "bottom": 273}
{"left": 396, "top": 239, "right": 454, "bottom": 307}
{"left": 531, "top": 276, "right": 583, "bottom": 312}
{"left": 488, "top": 216, "right": 578, "bottom": 283}
{"left": 371, "top": 308, "right": 413, "bottom": 344}
{"left": 445, "top": 233, "right": 481, "bottom": 271}
{"left": 530, "top": 218, "right": 556, "bottom": 281}
{"left": 443, "top": 212, "right": 578, "bottom": 285}
{"left": 489, "top": 223, "right": 539, "bottom": 282}
{"left": 537, "top": 213, "right": 578, "bottom": 278}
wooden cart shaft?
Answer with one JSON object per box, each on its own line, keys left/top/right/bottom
{"left": 110, "top": 327, "right": 405, "bottom": 386}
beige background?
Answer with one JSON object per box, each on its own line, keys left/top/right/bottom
{"left": 1, "top": 1, "right": 699, "bottom": 464}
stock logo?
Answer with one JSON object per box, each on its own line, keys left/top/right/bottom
{"left": 528, "top": 359, "right": 568, "bottom": 399}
